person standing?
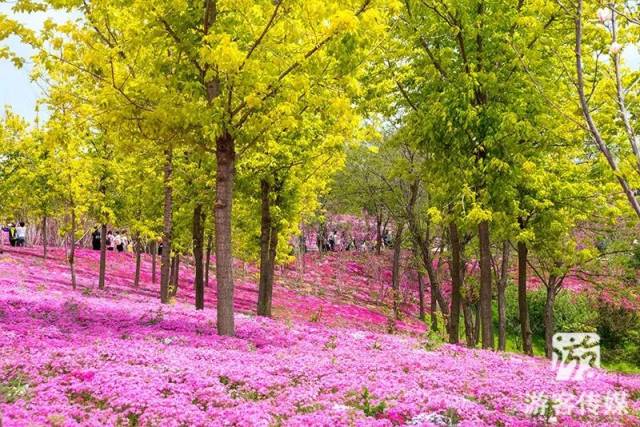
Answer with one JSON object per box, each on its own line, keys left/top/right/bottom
{"left": 91, "top": 227, "right": 101, "bottom": 250}
{"left": 106, "top": 230, "right": 114, "bottom": 251}
{"left": 115, "top": 231, "right": 124, "bottom": 253}
{"left": 328, "top": 231, "right": 336, "bottom": 252}
{"left": 15, "top": 222, "right": 26, "bottom": 247}
{"left": 8, "top": 223, "right": 16, "bottom": 247}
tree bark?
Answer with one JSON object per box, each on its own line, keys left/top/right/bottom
{"left": 462, "top": 301, "right": 476, "bottom": 347}
{"left": 391, "top": 224, "right": 403, "bottom": 320}
{"left": 134, "top": 232, "right": 142, "bottom": 287}
{"left": 215, "top": 131, "right": 236, "bottom": 336}
{"left": 98, "top": 223, "right": 107, "bottom": 290}
{"left": 257, "top": 179, "right": 280, "bottom": 317}
{"left": 205, "top": 231, "right": 212, "bottom": 287}
{"left": 478, "top": 220, "right": 494, "bottom": 350}
{"left": 193, "top": 204, "right": 206, "bottom": 310}
{"left": 42, "top": 215, "right": 48, "bottom": 259}
{"left": 151, "top": 241, "right": 157, "bottom": 284}
{"left": 497, "top": 241, "right": 510, "bottom": 351}
{"left": 160, "top": 147, "right": 173, "bottom": 304}
{"left": 375, "top": 213, "right": 383, "bottom": 255}
{"left": 69, "top": 210, "right": 77, "bottom": 290}
{"left": 517, "top": 240, "right": 533, "bottom": 355}
{"left": 473, "top": 303, "right": 481, "bottom": 345}
{"left": 544, "top": 279, "right": 557, "bottom": 359}
{"left": 417, "top": 271, "right": 425, "bottom": 321}
{"left": 448, "top": 222, "right": 463, "bottom": 344}
{"left": 170, "top": 254, "right": 180, "bottom": 297}
{"left": 430, "top": 274, "right": 438, "bottom": 331}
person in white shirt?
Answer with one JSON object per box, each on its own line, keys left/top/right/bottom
{"left": 15, "top": 222, "right": 26, "bottom": 247}
{"left": 114, "top": 231, "right": 124, "bottom": 252}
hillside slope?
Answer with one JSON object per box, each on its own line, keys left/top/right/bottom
{"left": 0, "top": 248, "right": 639, "bottom": 426}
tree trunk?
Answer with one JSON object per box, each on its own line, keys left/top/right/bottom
{"left": 517, "top": 240, "right": 533, "bottom": 355}
{"left": 430, "top": 275, "right": 438, "bottom": 331}
{"left": 215, "top": 131, "right": 236, "bottom": 336}
{"left": 478, "top": 220, "right": 494, "bottom": 350}
{"left": 69, "top": 210, "right": 77, "bottom": 290}
{"left": 391, "top": 224, "right": 403, "bottom": 320}
{"left": 544, "top": 281, "right": 557, "bottom": 359}
{"left": 193, "top": 204, "right": 206, "bottom": 310}
{"left": 497, "top": 241, "right": 510, "bottom": 351}
{"left": 473, "top": 303, "right": 481, "bottom": 345}
{"left": 418, "top": 234, "right": 448, "bottom": 317}
{"left": 151, "top": 241, "right": 157, "bottom": 284}
{"left": 170, "top": 254, "right": 180, "bottom": 297}
{"left": 375, "top": 213, "right": 383, "bottom": 255}
{"left": 257, "top": 179, "right": 280, "bottom": 317}
{"left": 134, "top": 232, "right": 142, "bottom": 287}
{"left": 160, "top": 147, "right": 173, "bottom": 304}
{"left": 205, "top": 231, "right": 213, "bottom": 287}
{"left": 574, "top": 0, "right": 640, "bottom": 218}
{"left": 417, "top": 271, "right": 425, "bottom": 321}
{"left": 98, "top": 223, "right": 107, "bottom": 290}
{"left": 462, "top": 301, "right": 476, "bottom": 347}
{"left": 42, "top": 215, "right": 48, "bottom": 259}
{"left": 448, "top": 222, "right": 463, "bottom": 344}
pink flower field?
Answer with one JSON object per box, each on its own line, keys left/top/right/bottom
{"left": 1, "top": 247, "right": 639, "bottom": 426}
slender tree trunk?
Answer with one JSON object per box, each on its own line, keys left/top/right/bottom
{"left": 205, "top": 231, "right": 212, "bottom": 287}
{"left": 478, "top": 220, "right": 494, "bottom": 350}
{"left": 473, "top": 303, "right": 481, "bottom": 345}
{"left": 193, "top": 204, "right": 205, "bottom": 310}
{"left": 375, "top": 214, "right": 383, "bottom": 255}
{"left": 517, "top": 240, "right": 533, "bottom": 355}
{"left": 544, "top": 280, "right": 557, "bottom": 359}
{"left": 98, "top": 223, "right": 107, "bottom": 290}
{"left": 448, "top": 222, "right": 463, "bottom": 344}
{"left": 42, "top": 215, "right": 48, "bottom": 259}
{"left": 497, "top": 241, "right": 510, "bottom": 351}
{"left": 169, "top": 255, "right": 176, "bottom": 291}
{"left": 575, "top": 0, "right": 640, "bottom": 218}
{"left": 257, "top": 179, "right": 279, "bottom": 317}
{"left": 134, "top": 232, "right": 142, "bottom": 287}
{"left": 430, "top": 276, "right": 438, "bottom": 331}
{"left": 462, "top": 301, "right": 476, "bottom": 347}
{"left": 391, "top": 224, "right": 403, "bottom": 320}
{"left": 405, "top": 180, "right": 448, "bottom": 320}
{"left": 417, "top": 233, "right": 449, "bottom": 318}
{"left": 69, "top": 210, "right": 77, "bottom": 290}
{"left": 417, "top": 271, "right": 425, "bottom": 321}
{"left": 160, "top": 147, "right": 173, "bottom": 304}
{"left": 151, "top": 241, "right": 157, "bottom": 284}
{"left": 215, "top": 131, "right": 235, "bottom": 336}
{"left": 170, "top": 254, "right": 180, "bottom": 297}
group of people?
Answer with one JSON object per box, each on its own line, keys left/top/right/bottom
{"left": 2, "top": 222, "right": 27, "bottom": 247}
{"left": 313, "top": 226, "right": 394, "bottom": 253}
{"left": 91, "top": 228, "right": 131, "bottom": 253}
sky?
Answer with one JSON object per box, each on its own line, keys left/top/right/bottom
{"left": 0, "top": 4, "right": 74, "bottom": 121}
{"left": 1, "top": 6, "right": 640, "bottom": 123}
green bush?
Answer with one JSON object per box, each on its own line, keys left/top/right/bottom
{"left": 504, "top": 284, "right": 640, "bottom": 369}
{"left": 597, "top": 303, "right": 640, "bottom": 366}
{"left": 504, "top": 285, "right": 597, "bottom": 340}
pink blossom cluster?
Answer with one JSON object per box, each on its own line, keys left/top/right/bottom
{"left": 0, "top": 248, "right": 639, "bottom": 426}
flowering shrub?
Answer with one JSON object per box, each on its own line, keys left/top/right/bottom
{"left": 0, "top": 248, "right": 638, "bottom": 426}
